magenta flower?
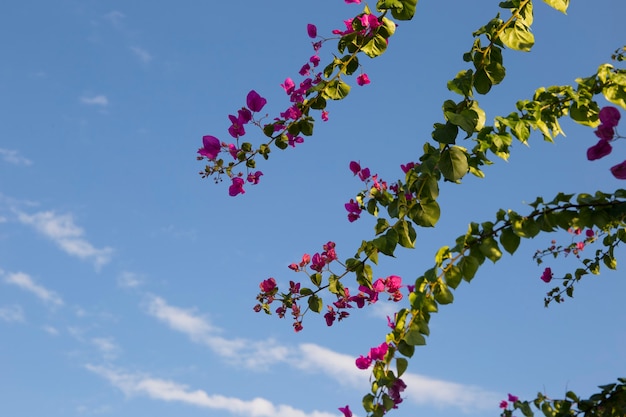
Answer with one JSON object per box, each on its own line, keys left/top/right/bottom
{"left": 585, "top": 229, "right": 595, "bottom": 237}
{"left": 247, "top": 171, "right": 263, "bottom": 184}
{"left": 280, "top": 78, "right": 295, "bottom": 94}
{"left": 228, "top": 177, "right": 245, "bottom": 196}
{"left": 385, "top": 275, "right": 402, "bottom": 292}
{"left": 499, "top": 400, "right": 508, "bottom": 409}
{"left": 349, "top": 161, "right": 361, "bottom": 175}
{"left": 356, "top": 73, "right": 370, "bottom": 86}
{"left": 599, "top": 106, "right": 621, "bottom": 127}
{"left": 587, "top": 139, "right": 612, "bottom": 160}
{"left": 321, "top": 110, "right": 329, "bottom": 121}
{"left": 198, "top": 135, "right": 221, "bottom": 160}
{"left": 310, "top": 253, "right": 325, "bottom": 272}
{"left": 306, "top": 23, "right": 317, "bottom": 38}
{"left": 237, "top": 107, "right": 252, "bottom": 124}
{"left": 401, "top": 162, "right": 416, "bottom": 173}
{"left": 345, "top": 0, "right": 361, "bottom": 3}
{"left": 610, "top": 160, "right": 626, "bottom": 179}
{"left": 228, "top": 143, "right": 239, "bottom": 159}
{"left": 259, "top": 277, "right": 276, "bottom": 293}
{"left": 310, "top": 55, "right": 320, "bottom": 67}
{"left": 508, "top": 394, "right": 519, "bottom": 403}
{"left": 338, "top": 405, "right": 353, "bottom": 417}
{"left": 344, "top": 199, "right": 362, "bottom": 222}
{"left": 595, "top": 123, "right": 615, "bottom": 141}
{"left": 369, "top": 342, "right": 388, "bottom": 361}
{"left": 299, "top": 63, "right": 311, "bottom": 76}
{"left": 355, "top": 355, "right": 372, "bottom": 369}
{"left": 540, "top": 267, "right": 553, "bottom": 283}
{"left": 228, "top": 114, "right": 246, "bottom": 138}
{"left": 246, "top": 90, "right": 267, "bottom": 112}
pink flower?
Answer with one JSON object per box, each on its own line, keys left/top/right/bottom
{"left": 228, "top": 144, "right": 239, "bottom": 159}
{"left": 349, "top": 161, "right": 361, "bottom": 175}
{"left": 310, "top": 253, "right": 325, "bottom": 272}
{"left": 247, "top": 171, "right": 263, "bottom": 184}
{"left": 385, "top": 275, "right": 402, "bottom": 292}
{"left": 508, "top": 394, "right": 519, "bottom": 403}
{"left": 321, "top": 110, "right": 329, "bottom": 121}
{"left": 540, "top": 267, "right": 553, "bottom": 283}
{"left": 355, "top": 355, "right": 372, "bottom": 369}
{"left": 246, "top": 90, "right": 267, "bottom": 112}
{"left": 338, "top": 405, "right": 353, "bottom": 417}
{"left": 401, "top": 162, "right": 416, "bottom": 173}
{"left": 198, "top": 135, "right": 221, "bottom": 160}
{"left": 587, "top": 139, "right": 612, "bottom": 160}
{"left": 306, "top": 24, "right": 317, "bottom": 38}
{"left": 369, "top": 342, "right": 388, "bottom": 361}
{"left": 280, "top": 78, "right": 295, "bottom": 94}
{"left": 599, "top": 106, "right": 621, "bottom": 128}
{"left": 610, "top": 160, "right": 626, "bottom": 179}
{"left": 228, "top": 177, "right": 245, "bottom": 196}
{"left": 344, "top": 199, "right": 362, "bottom": 222}
{"left": 228, "top": 114, "right": 246, "bottom": 138}
{"left": 585, "top": 229, "right": 595, "bottom": 238}
{"left": 310, "top": 55, "right": 320, "bottom": 67}
{"left": 356, "top": 73, "right": 370, "bottom": 86}
{"left": 345, "top": 0, "right": 361, "bottom": 3}
{"left": 499, "top": 400, "right": 508, "bottom": 409}
{"left": 259, "top": 277, "right": 276, "bottom": 293}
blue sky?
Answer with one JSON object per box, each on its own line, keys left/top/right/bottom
{"left": 1, "top": 1, "right": 625, "bottom": 417}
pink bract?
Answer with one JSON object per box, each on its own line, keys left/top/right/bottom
{"left": 599, "top": 106, "right": 621, "bottom": 128}
{"left": 198, "top": 135, "right": 221, "bottom": 160}
{"left": 246, "top": 90, "right": 267, "bottom": 112}
{"left": 610, "top": 160, "right": 626, "bottom": 179}
{"left": 587, "top": 139, "right": 612, "bottom": 161}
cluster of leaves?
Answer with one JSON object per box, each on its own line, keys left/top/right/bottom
{"left": 202, "top": 1, "right": 626, "bottom": 416}
{"left": 501, "top": 378, "right": 626, "bottom": 417}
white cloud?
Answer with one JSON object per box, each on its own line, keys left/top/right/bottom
{"left": 91, "top": 337, "right": 121, "bottom": 360}
{"left": 80, "top": 95, "right": 109, "bottom": 107}
{"left": 130, "top": 46, "right": 152, "bottom": 63}
{"left": 145, "top": 295, "right": 499, "bottom": 412}
{"left": 42, "top": 325, "right": 60, "bottom": 335}
{"left": 4, "top": 272, "right": 63, "bottom": 307}
{"left": 16, "top": 210, "right": 113, "bottom": 269}
{"left": 103, "top": 11, "right": 125, "bottom": 26}
{"left": 85, "top": 365, "right": 337, "bottom": 417}
{"left": 0, "top": 148, "right": 32, "bottom": 166}
{"left": 117, "top": 271, "right": 143, "bottom": 288}
{"left": 0, "top": 305, "right": 24, "bottom": 323}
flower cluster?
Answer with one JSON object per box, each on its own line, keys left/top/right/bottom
{"left": 535, "top": 228, "right": 597, "bottom": 283}
{"left": 587, "top": 106, "right": 625, "bottom": 179}
{"left": 499, "top": 394, "right": 519, "bottom": 417}
{"left": 197, "top": 90, "right": 266, "bottom": 195}
{"left": 355, "top": 341, "right": 389, "bottom": 369}
{"left": 345, "top": 161, "right": 390, "bottom": 222}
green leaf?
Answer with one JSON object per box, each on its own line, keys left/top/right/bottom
{"left": 474, "top": 68, "right": 493, "bottom": 94}
{"left": 323, "top": 79, "right": 351, "bottom": 100}
{"left": 405, "top": 325, "right": 426, "bottom": 346}
{"left": 446, "top": 109, "right": 479, "bottom": 135}
{"left": 435, "top": 246, "right": 450, "bottom": 265}
{"left": 361, "top": 34, "right": 388, "bottom": 58}
{"left": 500, "top": 21, "right": 535, "bottom": 51}
{"left": 439, "top": 146, "right": 469, "bottom": 181}
{"left": 377, "top": 0, "right": 418, "bottom": 20}
{"left": 375, "top": 218, "right": 390, "bottom": 235}
{"left": 432, "top": 122, "right": 459, "bottom": 144}
{"left": 444, "top": 265, "right": 463, "bottom": 289}
{"left": 396, "top": 358, "right": 408, "bottom": 377}
{"left": 542, "top": 0, "right": 569, "bottom": 13}
{"left": 447, "top": 69, "right": 474, "bottom": 97}
{"left": 308, "top": 295, "right": 323, "bottom": 313}
{"left": 500, "top": 227, "right": 521, "bottom": 254}
{"left": 479, "top": 237, "right": 502, "bottom": 262}
{"left": 408, "top": 200, "right": 441, "bottom": 227}
{"left": 434, "top": 281, "right": 454, "bottom": 304}
{"left": 460, "top": 255, "right": 480, "bottom": 282}
{"left": 372, "top": 229, "right": 399, "bottom": 256}
{"left": 395, "top": 220, "right": 417, "bottom": 248}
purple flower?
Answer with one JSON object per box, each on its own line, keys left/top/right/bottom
{"left": 594, "top": 123, "right": 615, "bottom": 141}
{"left": 198, "top": 135, "right": 221, "bottom": 160}
{"left": 349, "top": 161, "right": 361, "bottom": 175}
{"left": 355, "top": 355, "right": 372, "bottom": 369}
{"left": 228, "top": 177, "right": 245, "bottom": 196}
{"left": 247, "top": 171, "right": 263, "bottom": 184}
{"left": 356, "top": 73, "right": 370, "bottom": 86}
{"left": 540, "top": 267, "right": 553, "bottom": 283}
{"left": 610, "top": 160, "right": 626, "bottom": 179}
{"left": 338, "top": 405, "right": 352, "bottom": 417}
{"left": 369, "top": 342, "right": 388, "bottom": 361}
{"left": 306, "top": 24, "right": 317, "bottom": 39}
{"left": 280, "top": 78, "right": 295, "bottom": 94}
{"left": 508, "top": 394, "right": 519, "bottom": 403}
{"left": 587, "top": 139, "right": 612, "bottom": 160}
{"left": 228, "top": 114, "right": 246, "bottom": 138}
{"left": 599, "top": 106, "right": 621, "bottom": 128}
{"left": 246, "top": 90, "right": 267, "bottom": 112}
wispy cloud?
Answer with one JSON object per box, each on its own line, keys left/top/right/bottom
{"left": 85, "top": 365, "right": 337, "bottom": 417}
{"left": 130, "top": 46, "right": 152, "bottom": 63}
{"left": 145, "top": 295, "right": 499, "bottom": 412}
{"left": 16, "top": 210, "right": 113, "bottom": 269}
{"left": 0, "top": 148, "right": 32, "bottom": 166}
{"left": 4, "top": 272, "right": 63, "bottom": 307}
{"left": 80, "top": 95, "right": 109, "bottom": 107}
{"left": 117, "top": 271, "right": 143, "bottom": 288}
{"left": 103, "top": 11, "right": 125, "bottom": 26}
{"left": 0, "top": 305, "right": 25, "bottom": 323}
{"left": 91, "top": 337, "right": 121, "bottom": 360}
{"left": 42, "top": 325, "right": 60, "bottom": 335}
